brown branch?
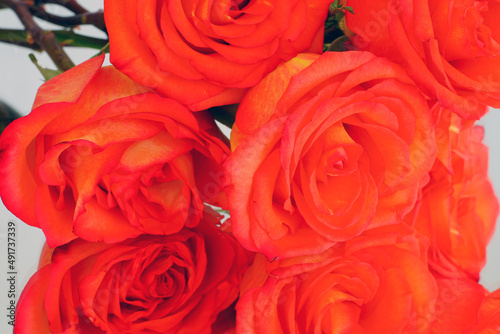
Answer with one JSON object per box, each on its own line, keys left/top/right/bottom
{"left": 30, "top": 5, "right": 106, "bottom": 32}
{"left": 38, "top": 0, "right": 89, "bottom": 15}
{"left": 0, "top": 38, "right": 42, "bottom": 50}
{"left": 0, "top": 0, "right": 74, "bottom": 71}
{"left": 57, "top": 0, "right": 88, "bottom": 15}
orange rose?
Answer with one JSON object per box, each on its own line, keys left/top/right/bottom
{"left": 465, "top": 288, "right": 500, "bottom": 333}
{"left": 14, "top": 209, "right": 251, "bottom": 334}
{"left": 0, "top": 55, "right": 230, "bottom": 247}
{"left": 429, "top": 275, "right": 486, "bottom": 333}
{"left": 237, "top": 224, "right": 438, "bottom": 333}
{"left": 225, "top": 51, "right": 436, "bottom": 259}
{"left": 104, "top": 0, "right": 332, "bottom": 111}
{"left": 406, "top": 107, "right": 499, "bottom": 280}
{"left": 344, "top": 0, "right": 500, "bottom": 119}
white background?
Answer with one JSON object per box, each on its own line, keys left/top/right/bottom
{"left": 0, "top": 1, "right": 499, "bottom": 333}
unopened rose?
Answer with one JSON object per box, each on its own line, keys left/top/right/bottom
{"left": 344, "top": 0, "right": 500, "bottom": 119}
{"left": 406, "top": 107, "right": 499, "bottom": 280}
{"left": 237, "top": 224, "right": 438, "bottom": 333}
{"left": 0, "top": 55, "right": 230, "bottom": 247}
{"left": 225, "top": 51, "right": 436, "bottom": 259}
{"left": 14, "top": 209, "right": 251, "bottom": 333}
{"left": 104, "top": 0, "right": 332, "bottom": 111}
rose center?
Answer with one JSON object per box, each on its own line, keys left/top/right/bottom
{"left": 211, "top": 0, "right": 250, "bottom": 24}
{"left": 322, "top": 146, "right": 361, "bottom": 178}
{"left": 332, "top": 159, "right": 344, "bottom": 172}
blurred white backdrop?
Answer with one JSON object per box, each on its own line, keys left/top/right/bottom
{"left": 0, "top": 1, "right": 499, "bottom": 333}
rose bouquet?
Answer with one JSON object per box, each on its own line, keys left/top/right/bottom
{"left": 0, "top": 0, "right": 500, "bottom": 333}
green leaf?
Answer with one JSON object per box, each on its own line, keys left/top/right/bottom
{"left": 92, "top": 42, "right": 110, "bottom": 58}
{"left": 29, "top": 53, "right": 63, "bottom": 81}
{"left": 344, "top": 6, "right": 355, "bottom": 14}
{"left": 0, "top": 29, "right": 108, "bottom": 50}
{"left": 327, "top": 35, "right": 349, "bottom": 52}
{"left": 54, "top": 30, "right": 109, "bottom": 50}
{"left": 215, "top": 208, "right": 231, "bottom": 216}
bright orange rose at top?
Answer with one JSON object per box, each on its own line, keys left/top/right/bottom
{"left": 104, "top": 0, "right": 332, "bottom": 111}
{"left": 344, "top": 0, "right": 500, "bottom": 120}
{"left": 0, "top": 55, "right": 230, "bottom": 248}
{"left": 225, "top": 51, "right": 437, "bottom": 259}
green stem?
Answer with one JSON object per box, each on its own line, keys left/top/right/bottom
{"left": 0, "top": 29, "right": 109, "bottom": 50}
